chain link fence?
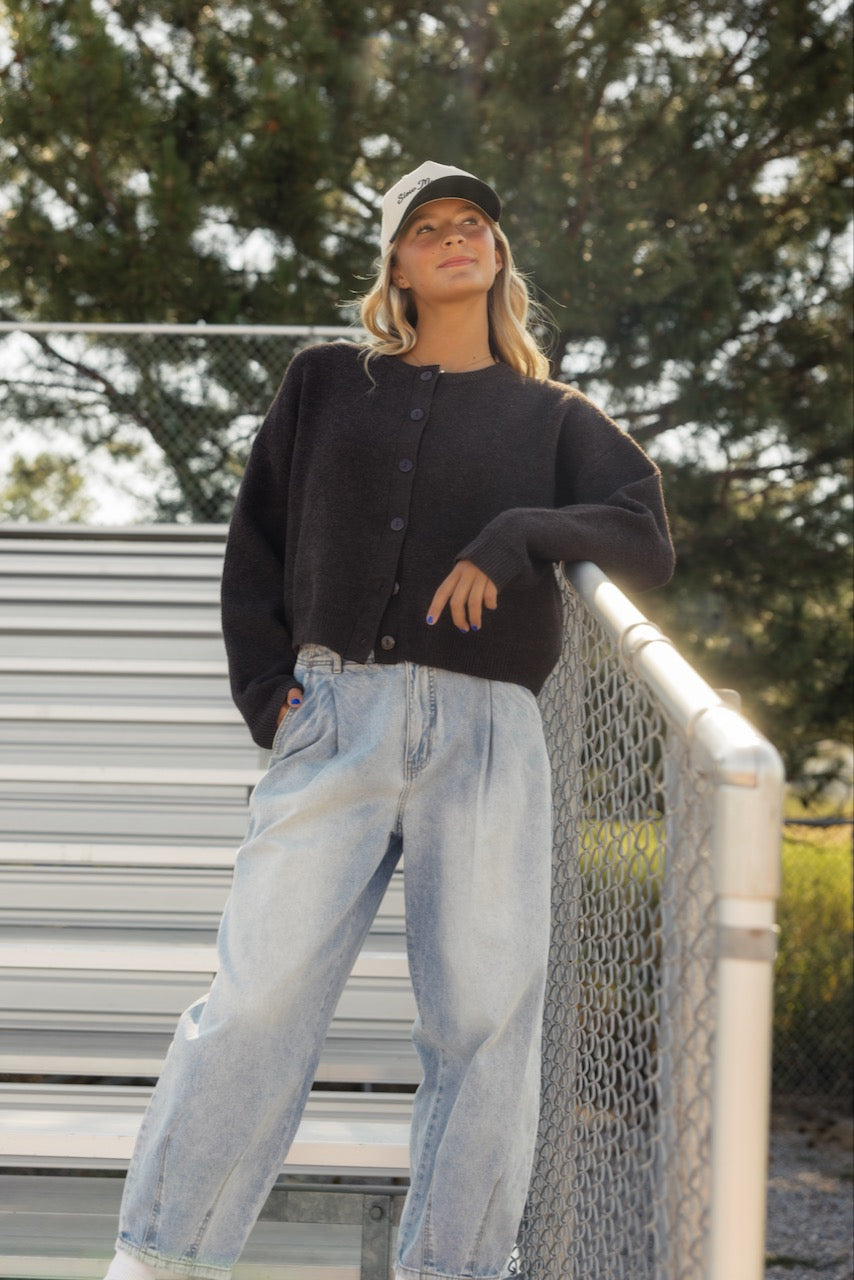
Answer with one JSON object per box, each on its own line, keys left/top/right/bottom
{"left": 517, "top": 570, "right": 719, "bottom": 1278}
{"left": 0, "top": 323, "right": 352, "bottom": 522}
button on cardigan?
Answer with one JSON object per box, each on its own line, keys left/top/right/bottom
{"left": 221, "top": 342, "right": 675, "bottom": 748}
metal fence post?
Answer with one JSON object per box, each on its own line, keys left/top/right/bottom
{"left": 694, "top": 706, "right": 783, "bottom": 1280}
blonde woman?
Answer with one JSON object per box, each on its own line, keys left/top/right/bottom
{"left": 105, "top": 161, "right": 674, "bottom": 1280}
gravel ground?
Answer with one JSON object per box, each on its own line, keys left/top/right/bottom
{"left": 766, "top": 1110, "right": 853, "bottom": 1279}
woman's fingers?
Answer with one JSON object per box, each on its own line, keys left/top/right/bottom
{"left": 426, "top": 561, "right": 497, "bottom": 632}
{"left": 276, "top": 684, "right": 304, "bottom": 726}
{"left": 460, "top": 570, "right": 486, "bottom": 631}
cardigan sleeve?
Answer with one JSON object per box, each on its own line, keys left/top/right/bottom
{"left": 220, "top": 357, "right": 304, "bottom": 749}
{"left": 456, "top": 392, "right": 675, "bottom": 593}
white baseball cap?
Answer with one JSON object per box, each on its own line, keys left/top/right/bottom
{"left": 380, "top": 161, "right": 501, "bottom": 257}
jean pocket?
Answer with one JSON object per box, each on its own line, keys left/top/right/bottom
{"left": 270, "top": 699, "right": 305, "bottom": 757}
{"left": 268, "top": 671, "right": 339, "bottom": 767}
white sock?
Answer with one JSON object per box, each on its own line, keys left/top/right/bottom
{"left": 104, "top": 1250, "right": 159, "bottom": 1280}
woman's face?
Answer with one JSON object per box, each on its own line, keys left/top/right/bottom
{"left": 391, "top": 198, "right": 503, "bottom": 308}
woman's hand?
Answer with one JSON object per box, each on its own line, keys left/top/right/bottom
{"left": 276, "top": 685, "right": 304, "bottom": 727}
{"left": 426, "top": 560, "right": 498, "bottom": 633}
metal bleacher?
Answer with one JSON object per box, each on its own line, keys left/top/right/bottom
{"left": 0, "top": 524, "right": 415, "bottom": 1280}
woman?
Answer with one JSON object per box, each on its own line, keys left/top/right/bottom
{"left": 105, "top": 161, "right": 674, "bottom": 1280}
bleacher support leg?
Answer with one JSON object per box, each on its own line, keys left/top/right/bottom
{"left": 360, "top": 1194, "right": 395, "bottom": 1279}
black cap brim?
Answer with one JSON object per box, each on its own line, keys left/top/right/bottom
{"left": 391, "top": 176, "right": 501, "bottom": 245}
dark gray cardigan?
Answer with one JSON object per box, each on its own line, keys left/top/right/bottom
{"left": 222, "top": 343, "right": 675, "bottom": 747}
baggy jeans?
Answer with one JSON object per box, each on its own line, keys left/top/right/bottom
{"left": 116, "top": 647, "right": 553, "bottom": 1280}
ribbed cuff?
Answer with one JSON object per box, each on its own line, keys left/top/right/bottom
{"left": 455, "top": 534, "right": 528, "bottom": 592}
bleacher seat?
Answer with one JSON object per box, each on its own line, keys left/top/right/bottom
{"left": 0, "top": 525, "right": 415, "bottom": 1280}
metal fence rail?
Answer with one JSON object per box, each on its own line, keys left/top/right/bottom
{"left": 528, "top": 562, "right": 783, "bottom": 1280}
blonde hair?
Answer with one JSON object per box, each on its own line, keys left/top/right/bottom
{"left": 358, "top": 220, "right": 552, "bottom": 381}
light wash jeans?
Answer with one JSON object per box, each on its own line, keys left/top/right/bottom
{"left": 116, "top": 647, "right": 552, "bottom": 1280}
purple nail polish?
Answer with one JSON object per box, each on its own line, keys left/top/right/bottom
{"left": 426, "top": 615, "right": 434, "bottom": 625}
{"left": 471, "top": 624, "right": 479, "bottom": 632}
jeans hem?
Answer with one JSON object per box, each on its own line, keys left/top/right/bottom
{"left": 116, "top": 1240, "right": 232, "bottom": 1280}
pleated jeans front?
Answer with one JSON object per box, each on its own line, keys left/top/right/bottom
{"left": 116, "top": 645, "right": 553, "bottom": 1280}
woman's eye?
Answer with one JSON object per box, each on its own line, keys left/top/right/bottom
{"left": 411, "top": 214, "right": 480, "bottom": 237}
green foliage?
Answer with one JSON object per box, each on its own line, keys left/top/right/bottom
{"left": 774, "top": 825, "right": 854, "bottom": 1103}
{"left": 651, "top": 455, "right": 854, "bottom": 787}
{"left": 0, "top": 0, "right": 372, "bottom": 321}
{"left": 0, "top": 451, "right": 94, "bottom": 521}
{"left": 0, "top": 0, "right": 851, "bottom": 779}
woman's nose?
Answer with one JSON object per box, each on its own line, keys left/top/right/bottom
{"left": 442, "top": 225, "right": 465, "bottom": 243}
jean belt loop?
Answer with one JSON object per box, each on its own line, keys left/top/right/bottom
{"left": 297, "top": 644, "right": 340, "bottom": 671}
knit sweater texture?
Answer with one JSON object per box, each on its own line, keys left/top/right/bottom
{"left": 221, "top": 342, "right": 675, "bottom": 748}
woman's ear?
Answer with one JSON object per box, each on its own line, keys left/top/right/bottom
{"left": 389, "top": 254, "right": 408, "bottom": 290}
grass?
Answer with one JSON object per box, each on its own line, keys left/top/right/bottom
{"left": 773, "top": 800, "right": 853, "bottom": 1105}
